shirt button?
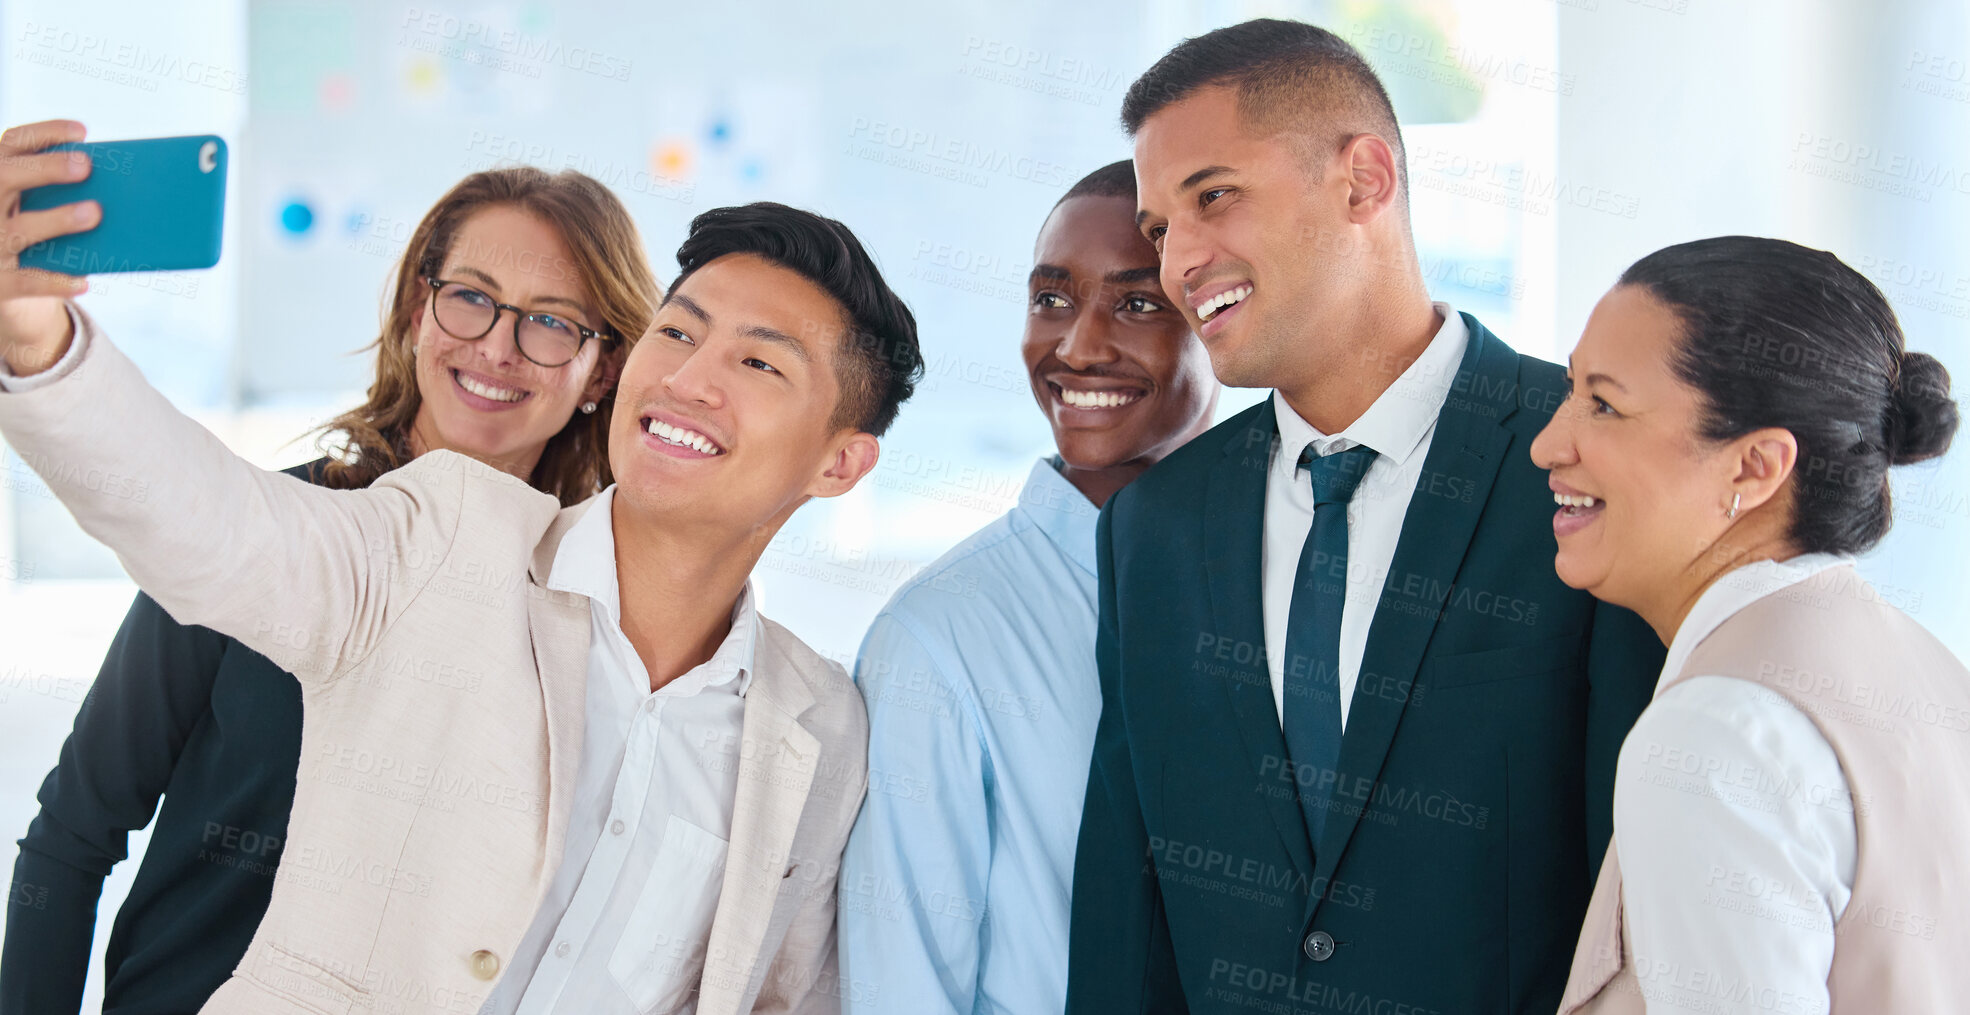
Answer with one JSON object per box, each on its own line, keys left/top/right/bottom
{"left": 469, "top": 949, "right": 500, "bottom": 980}
{"left": 1303, "top": 930, "right": 1336, "bottom": 962}
{"left": 611, "top": 819, "right": 625, "bottom": 835}
{"left": 554, "top": 941, "right": 570, "bottom": 958}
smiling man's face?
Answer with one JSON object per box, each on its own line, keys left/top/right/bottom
{"left": 1022, "top": 194, "right": 1216, "bottom": 473}
{"left": 1132, "top": 84, "right": 1360, "bottom": 394}
{"left": 608, "top": 252, "right": 877, "bottom": 531}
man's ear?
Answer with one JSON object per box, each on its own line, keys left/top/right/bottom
{"left": 1728, "top": 426, "right": 1799, "bottom": 515}
{"left": 807, "top": 431, "right": 881, "bottom": 499}
{"left": 1341, "top": 132, "right": 1402, "bottom": 224}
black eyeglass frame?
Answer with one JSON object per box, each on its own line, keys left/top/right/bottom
{"left": 422, "top": 276, "right": 616, "bottom": 368}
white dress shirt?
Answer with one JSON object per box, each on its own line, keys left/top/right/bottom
{"left": 1261, "top": 303, "right": 1468, "bottom": 729}
{"left": 1615, "top": 552, "right": 1856, "bottom": 1015}
{"left": 484, "top": 486, "right": 758, "bottom": 1015}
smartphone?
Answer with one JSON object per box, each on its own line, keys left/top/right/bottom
{"left": 17, "top": 135, "right": 229, "bottom": 275}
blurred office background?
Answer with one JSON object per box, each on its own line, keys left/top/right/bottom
{"left": 1, "top": 0, "right": 1965, "bottom": 1007}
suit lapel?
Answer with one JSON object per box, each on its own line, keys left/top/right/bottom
{"left": 1202, "top": 399, "right": 1317, "bottom": 880}
{"left": 696, "top": 637, "right": 821, "bottom": 1015}
{"left": 1307, "top": 316, "right": 1519, "bottom": 922}
{"left": 522, "top": 588, "right": 591, "bottom": 883}
{"left": 524, "top": 498, "right": 598, "bottom": 888}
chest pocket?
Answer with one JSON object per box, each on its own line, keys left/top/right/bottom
{"left": 608, "top": 815, "right": 730, "bottom": 1013}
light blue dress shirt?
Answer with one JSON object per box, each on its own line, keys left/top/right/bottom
{"left": 839, "top": 458, "right": 1102, "bottom": 1015}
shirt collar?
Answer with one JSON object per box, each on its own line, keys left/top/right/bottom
{"left": 547, "top": 485, "right": 757, "bottom": 696}
{"left": 1013, "top": 457, "right": 1100, "bottom": 578}
{"left": 1658, "top": 551, "right": 1853, "bottom": 691}
{"left": 1271, "top": 302, "right": 1469, "bottom": 464}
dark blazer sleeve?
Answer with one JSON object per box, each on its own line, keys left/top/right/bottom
{"left": 1, "top": 459, "right": 326, "bottom": 1015}
{"left": 1066, "top": 502, "right": 1188, "bottom": 1015}
{"left": 1580, "top": 599, "right": 1664, "bottom": 881}
{"left": 0, "top": 594, "right": 231, "bottom": 1015}
{"left": 2, "top": 589, "right": 230, "bottom": 1015}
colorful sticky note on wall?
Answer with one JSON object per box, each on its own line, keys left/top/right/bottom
{"left": 652, "top": 138, "right": 694, "bottom": 181}
{"left": 319, "top": 73, "right": 356, "bottom": 113}
{"left": 279, "top": 199, "right": 316, "bottom": 236}
{"left": 405, "top": 57, "right": 443, "bottom": 97}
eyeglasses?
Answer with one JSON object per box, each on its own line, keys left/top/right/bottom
{"left": 424, "top": 277, "right": 614, "bottom": 368}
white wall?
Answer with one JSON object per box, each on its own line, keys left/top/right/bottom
{"left": 1556, "top": 0, "right": 1970, "bottom": 655}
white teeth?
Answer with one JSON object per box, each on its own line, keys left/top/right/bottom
{"left": 1553, "top": 493, "right": 1599, "bottom": 509}
{"left": 1195, "top": 284, "right": 1253, "bottom": 321}
{"left": 454, "top": 371, "right": 525, "bottom": 403}
{"left": 647, "top": 418, "right": 723, "bottom": 455}
{"left": 1059, "top": 388, "right": 1142, "bottom": 409}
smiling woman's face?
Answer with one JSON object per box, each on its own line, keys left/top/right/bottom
{"left": 1530, "top": 284, "right": 1751, "bottom": 611}
{"left": 408, "top": 204, "right": 611, "bottom": 477}
{"left": 1022, "top": 194, "right": 1216, "bottom": 473}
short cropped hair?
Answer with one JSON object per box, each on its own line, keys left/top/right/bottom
{"left": 1121, "top": 19, "right": 1406, "bottom": 193}
{"left": 669, "top": 202, "right": 923, "bottom": 436}
{"left": 1058, "top": 159, "right": 1137, "bottom": 206}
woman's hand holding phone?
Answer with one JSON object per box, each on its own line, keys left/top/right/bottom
{"left": 0, "top": 119, "right": 98, "bottom": 378}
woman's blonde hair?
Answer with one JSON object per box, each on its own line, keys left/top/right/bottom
{"left": 314, "top": 167, "right": 659, "bottom": 505}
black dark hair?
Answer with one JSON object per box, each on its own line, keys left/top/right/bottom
{"left": 1621, "top": 236, "right": 1958, "bottom": 556}
{"left": 1120, "top": 19, "right": 1403, "bottom": 187}
{"left": 668, "top": 202, "right": 923, "bottom": 436}
{"left": 1057, "top": 159, "right": 1136, "bottom": 206}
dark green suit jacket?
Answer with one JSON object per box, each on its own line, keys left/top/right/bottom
{"left": 1066, "top": 315, "right": 1663, "bottom": 1014}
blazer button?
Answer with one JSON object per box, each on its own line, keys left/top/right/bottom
{"left": 1303, "top": 931, "right": 1336, "bottom": 962}
{"left": 470, "top": 949, "right": 501, "bottom": 980}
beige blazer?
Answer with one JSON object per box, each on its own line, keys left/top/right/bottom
{"left": 0, "top": 317, "right": 868, "bottom": 1015}
{"left": 1559, "top": 565, "right": 1970, "bottom": 1014}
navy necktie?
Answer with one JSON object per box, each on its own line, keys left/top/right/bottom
{"left": 1282, "top": 442, "right": 1377, "bottom": 850}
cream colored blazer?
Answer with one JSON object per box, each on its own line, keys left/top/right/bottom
{"left": 0, "top": 318, "right": 867, "bottom": 1015}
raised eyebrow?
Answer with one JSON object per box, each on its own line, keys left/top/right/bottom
{"left": 739, "top": 325, "right": 812, "bottom": 364}
{"left": 1179, "top": 164, "right": 1236, "bottom": 193}
{"left": 528, "top": 295, "right": 588, "bottom": 314}
{"left": 662, "top": 292, "right": 713, "bottom": 324}
{"left": 1106, "top": 266, "right": 1162, "bottom": 285}
{"left": 1135, "top": 165, "right": 1237, "bottom": 228}
{"left": 450, "top": 266, "right": 502, "bottom": 292}
{"left": 447, "top": 267, "right": 588, "bottom": 316}
{"left": 1584, "top": 372, "right": 1629, "bottom": 393}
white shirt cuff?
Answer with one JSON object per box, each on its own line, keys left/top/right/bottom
{"left": 0, "top": 303, "right": 89, "bottom": 392}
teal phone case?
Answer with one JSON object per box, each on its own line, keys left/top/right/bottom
{"left": 18, "top": 135, "right": 228, "bottom": 275}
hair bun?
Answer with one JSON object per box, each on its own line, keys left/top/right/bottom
{"left": 1888, "top": 351, "right": 1959, "bottom": 465}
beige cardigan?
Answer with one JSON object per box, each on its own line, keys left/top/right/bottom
{"left": 1558, "top": 565, "right": 1970, "bottom": 1014}
{"left": 0, "top": 316, "right": 867, "bottom": 1015}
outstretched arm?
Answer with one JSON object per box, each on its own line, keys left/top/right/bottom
{"left": 0, "top": 307, "right": 484, "bottom": 682}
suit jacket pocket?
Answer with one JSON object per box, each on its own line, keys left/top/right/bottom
{"left": 608, "top": 816, "right": 731, "bottom": 1014}
{"left": 1420, "top": 634, "right": 1586, "bottom": 690}
{"left": 245, "top": 939, "right": 369, "bottom": 1013}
